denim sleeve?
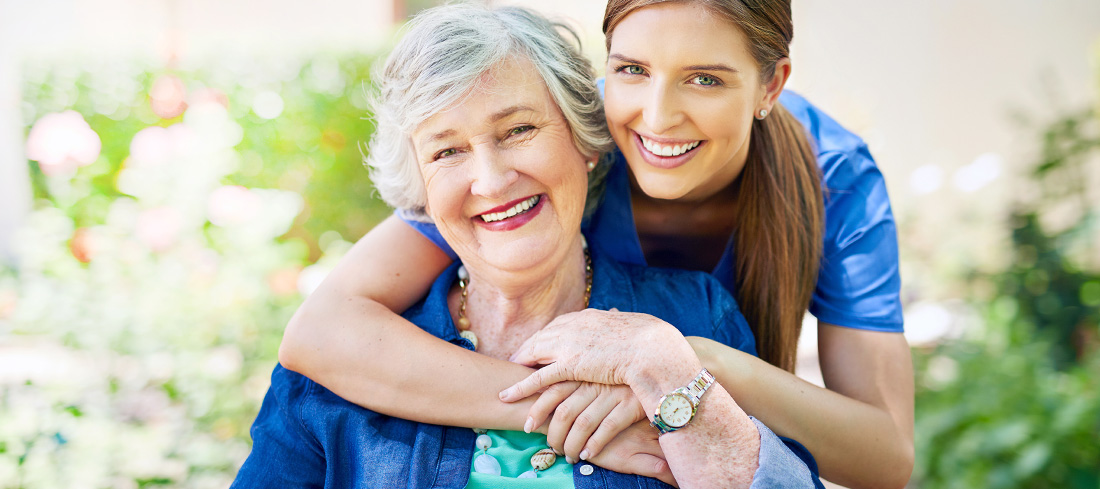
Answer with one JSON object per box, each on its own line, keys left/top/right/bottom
{"left": 749, "top": 417, "right": 823, "bottom": 489}
{"left": 231, "top": 369, "right": 325, "bottom": 488}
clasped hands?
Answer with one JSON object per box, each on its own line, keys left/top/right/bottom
{"left": 499, "top": 308, "right": 704, "bottom": 486}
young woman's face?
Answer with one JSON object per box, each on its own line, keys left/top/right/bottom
{"left": 604, "top": 2, "right": 768, "bottom": 201}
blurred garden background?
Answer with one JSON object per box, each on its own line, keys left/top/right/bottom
{"left": 0, "top": 0, "right": 1098, "bottom": 488}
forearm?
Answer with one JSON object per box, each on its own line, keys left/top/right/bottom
{"left": 690, "top": 336, "right": 914, "bottom": 489}
{"left": 643, "top": 382, "right": 760, "bottom": 488}
{"left": 625, "top": 339, "right": 760, "bottom": 488}
{"left": 280, "top": 289, "right": 535, "bottom": 431}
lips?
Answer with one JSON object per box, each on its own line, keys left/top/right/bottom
{"left": 632, "top": 131, "right": 704, "bottom": 170}
{"left": 473, "top": 194, "right": 545, "bottom": 232}
{"left": 478, "top": 195, "right": 540, "bottom": 223}
{"left": 639, "top": 135, "right": 701, "bottom": 157}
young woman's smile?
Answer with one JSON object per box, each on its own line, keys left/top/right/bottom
{"left": 604, "top": 2, "right": 769, "bottom": 201}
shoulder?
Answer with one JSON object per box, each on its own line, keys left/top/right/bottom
{"left": 593, "top": 248, "right": 755, "bottom": 354}
{"left": 399, "top": 262, "right": 465, "bottom": 341}
{"left": 780, "top": 90, "right": 884, "bottom": 194}
{"left": 780, "top": 93, "right": 904, "bottom": 331}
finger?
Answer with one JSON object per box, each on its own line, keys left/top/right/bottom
{"left": 525, "top": 381, "right": 580, "bottom": 433}
{"left": 562, "top": 389, "right": 620, "bottom": 461}
{"left": 499, "top": 363, "right": 570, "bottom": 402}
{"left": 508, "top": 333, "right": 538, "bottom": 364}
{"left": 588, "top": 451, "right": 672, "bottom": 485}
{"left": 628, "top": 455, "right": 673, "bottom": 486}
{"left": 510, "top": 323, "right": 571, "bottom": 364}
{"left": 579, "top": 401, "right": 637, "bottom": 461}
{"left": 546, "top": 384, "right": 598, "bottom": 457}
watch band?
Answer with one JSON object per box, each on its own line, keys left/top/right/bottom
{"left": 651, "top": 368, "right": 715, "bottom": 435}
{"left": 683, "top": 367, "right": 715, "bottom": 404}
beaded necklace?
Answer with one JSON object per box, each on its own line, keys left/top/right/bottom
{"left": 457, "top": 243, "right": 593, "bottom": 479}
{"left": 455, "top": 245, "right": 593, "bottom": 352}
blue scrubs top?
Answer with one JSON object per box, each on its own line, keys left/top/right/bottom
{"left": 401, "top": 91, "right": 903, "bottom": 332}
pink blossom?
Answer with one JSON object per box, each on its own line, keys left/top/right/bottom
{"left": 190, "top": 87, "right": 230, "bottom": 110}
{"left": 69, "top": 227, "right": 100, "bottom": 263}
{"left": 150, "top": 74, "right": 188, "bottom": 119}
{"left": 25, "top": 110, "right": 102, "bottom": 177}
{"left": 136, "top": 207, "right": 182, "bottom": 251}
{"left": 128, "top": 124, "right": 195, "bottom": 168}
{"left": 207, "top": 185, "right": 262, "bottom": 227}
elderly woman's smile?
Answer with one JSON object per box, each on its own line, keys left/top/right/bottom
{"left": 475, "top": 194, "right": 542, "bottom": 226}
{"left": 413, "top": 57, "right": 591, "bottom": 277}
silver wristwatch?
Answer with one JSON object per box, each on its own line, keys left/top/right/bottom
{"left": 651, "top": 368, "right": 715, "bottom": 435}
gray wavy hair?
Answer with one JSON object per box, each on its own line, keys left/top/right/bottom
{"left": 365, "top": 3, "right": 614, "bottom": 222}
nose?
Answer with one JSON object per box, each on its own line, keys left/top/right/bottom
{"left": 641, "top": 82, "right": 685, "bottom": 134}
{"left": 468, "top": 145, "right": 519, "bottom": 198}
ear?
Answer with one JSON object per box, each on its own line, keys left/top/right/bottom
{"left": 758, "top": 58, "right": 792, "bottom": 114}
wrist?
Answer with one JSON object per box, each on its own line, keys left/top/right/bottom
{"left": 630, "top": 359, "right": 705, "bottom": 415}
{"left": 622, "top": 320, "right": 704, "bottom": 409}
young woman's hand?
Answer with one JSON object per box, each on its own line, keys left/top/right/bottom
{"left": 585, "top": 420, "right": 676, "bottom": 487}
{"left": 526, "top": 381, "right": 646, "bottom": 463}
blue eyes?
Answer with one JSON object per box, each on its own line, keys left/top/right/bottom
{"left": 693, "top": 75, "right": 719, "bottom": 86}
{"left": 615, "top": 65, "right": 722, "bottom": 87}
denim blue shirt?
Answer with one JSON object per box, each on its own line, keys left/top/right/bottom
{"left": 232, "top": 245, "right": 822, "bottom": 488}
{"left": 403, "top": 90, "right": 903, "bottom": 332}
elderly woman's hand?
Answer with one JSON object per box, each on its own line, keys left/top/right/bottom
{"left": 526, "top": 381, "right": 646, "bottom": 464}
{"left": 502, "top": 308, "right": 703, "bottom": 407}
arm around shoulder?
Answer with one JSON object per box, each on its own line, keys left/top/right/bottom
{"left": 278, "top": 215, "right": 450, "bottom": 384}
{"left": 277, "top": 215, "right": 540, "bottom": 430}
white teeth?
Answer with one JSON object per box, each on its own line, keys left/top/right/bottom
{"left": 641, "top": 136, "right": 700, "bottom": 157}
{"left": 479, "top": 195, "right": 540, "bottom": 223}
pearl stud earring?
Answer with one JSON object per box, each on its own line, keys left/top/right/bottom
{"left": 756, "top": 109, "right": 769, "bottom": 120}
{"left": 586, "top": 160, "right": 596, "bottom": 171}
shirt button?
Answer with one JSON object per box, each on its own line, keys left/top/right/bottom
{"left": 579, "top": 464, "right": 594, "bottom": 476}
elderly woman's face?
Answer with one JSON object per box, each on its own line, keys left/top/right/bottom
{"left": 412, "top": 57, "right": 589, "bottom": 275}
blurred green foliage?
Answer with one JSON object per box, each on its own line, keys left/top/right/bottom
{"left": 20, "top": 55, "right": 389, "bottom": 260}
{"left": 912, "top": 108, "right": 1100, "bottom": 488}
{"left": 1, "top": 54, "right": 389, "bottom": 488}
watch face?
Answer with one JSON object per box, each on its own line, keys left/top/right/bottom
{"left": 658, "top": 393, "right": 693, "bottom": 428}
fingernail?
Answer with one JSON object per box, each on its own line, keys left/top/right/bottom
{"left": 499, "top": 389, "right": 510, "bottom": 400}
{"left": 523, "top": 417, "right": 533, "bottom": 433}
{"left": 580, "top": 449, "right": 589, "bottom": 461}
{"left": 566, "top": 456, "right": 575, "bottom": 464}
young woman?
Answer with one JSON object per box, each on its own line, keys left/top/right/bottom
{"left": 279, "top": 1, "right": 912, "bottom": 488}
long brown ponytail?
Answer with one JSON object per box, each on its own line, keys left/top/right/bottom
{"left": 604, "top": 0, "right": 823, "bottom": 372}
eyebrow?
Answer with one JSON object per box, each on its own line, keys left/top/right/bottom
{"left": 609, "top": 54, "right": 647, "bottom": 66}
{"left": 420, "top": 129, "right": 457, "bottom": 146}
{"left": 684, "top": 63, "right": 739, "bottom": 74}
{"left": 489, "top": 104, "right": 535, "bottom": 122}
{"left": 419, "top": 105, "right": 536, "bottom": 147}
{"left": 609, "top": 54, "right": 740, "bottom": 74}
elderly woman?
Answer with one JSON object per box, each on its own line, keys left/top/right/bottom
{"left": 232, "top": 5, "right": 817, "bottom": 488}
